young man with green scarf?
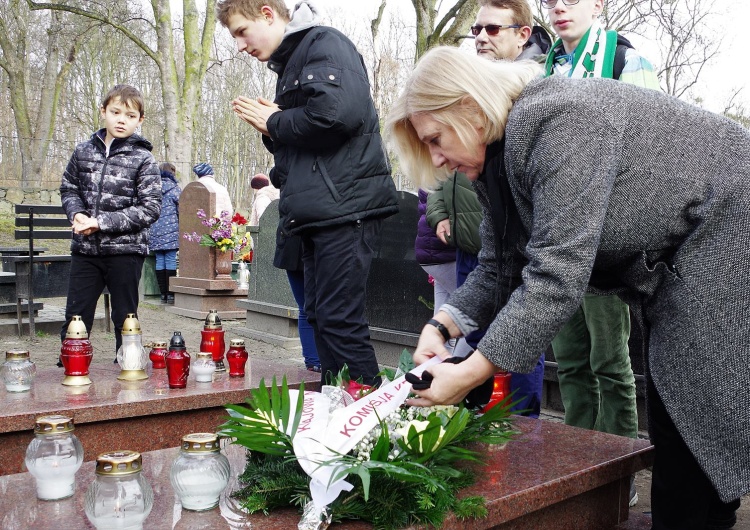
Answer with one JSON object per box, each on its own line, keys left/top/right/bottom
{"left": 543, "top": 0, "right": 658, "bottom": 511}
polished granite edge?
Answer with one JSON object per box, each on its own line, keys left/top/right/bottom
{"left": 0, "top": 416, "right": 654, "bottom": 530}
{"left": 0, "top": 360, "right": 320, "bottom": 433}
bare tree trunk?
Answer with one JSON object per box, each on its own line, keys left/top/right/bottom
{"left": 411, "top": 0, "right": 478, "bottom": 61}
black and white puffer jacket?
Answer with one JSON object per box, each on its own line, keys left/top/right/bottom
{"left": 60, "top": 129, "right": 161, "bottom": 256}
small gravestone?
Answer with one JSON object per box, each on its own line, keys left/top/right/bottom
{"left": 167, "top": 181, "right": 245, "bottom": 319}
{"left": 254, "top": 200, "right": 295, "bottom": 307}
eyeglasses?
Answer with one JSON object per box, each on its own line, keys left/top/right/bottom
{"left": 470, "top": 24, "right": 522, "bottom": 36}
{"left": 541, "top": 0, "right": 581, "bottom": 8}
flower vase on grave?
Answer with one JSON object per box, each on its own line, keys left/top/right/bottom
{"left": 201, "top": 310, "right": 226, "bottom": 372}
{"left": 116, "top": 314, "right": 149, "bottom": 381}
{"left": 214, "top": 249, "right": 232, "bottom": 279}
{"left": 60, "top": 316, "right": 93, "bottom": 386}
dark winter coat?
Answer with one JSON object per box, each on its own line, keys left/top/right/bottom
{"left": 444, "top": 76, "right": 750, "bottom": 501}
{"left": 148, "top": 170, "right": 181, "bottom": 251}
{"left": 60, "top": 129, "right": 161, "bottom": 256}
{"left": 263, "top": 25, "right": 399, "bottom": 235}
{"left": 426, "top": 172, "right": 483, "bottom": 256}
{"left": 415, "top": 189, "right": 455, "bottom": 265}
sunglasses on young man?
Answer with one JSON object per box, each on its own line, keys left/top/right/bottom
{"left": 469, "top": 24, "right": 522, "bottom": 36}
{"left": 541, "top": 0, "right": 581, "bottom": 8}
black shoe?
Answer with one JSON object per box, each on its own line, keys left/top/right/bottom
{"left": 166, "top": 294, "right": 175, "bottom": 304}
{"left": 56, "top": 357, "right": 63, "bottom": 368}
{"left": 160, "top": 295, "right": 168, "bottom": 304}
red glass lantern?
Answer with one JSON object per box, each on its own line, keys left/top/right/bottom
{"left": 148, "top": 341, "right": 168, "bottom": 369}
{"left": 60, "top": 316, "right": 93, "bottom": 386}
{"left": 226, "top": 339, "right": 248, "bottom": 377}
{"left": 200, "top": 310, "right": 226, "bottom": 372}
{"left": 481, "top": 371, "right": 512, "bottom": 413}
{"left": 166, "top": 332, "right": 191, "bottom": 389}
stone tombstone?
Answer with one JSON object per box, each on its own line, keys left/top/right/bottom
{"left": 365, "top": 191, "right": 433, "bottom": 333}
{"left": 178, "top": 181, "right": 216, "bottom": 280}
{"left": 253, "top": 200, "right": 295, "bottom": 307}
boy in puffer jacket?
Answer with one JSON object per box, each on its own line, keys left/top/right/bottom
{"left": 60, "top": 84, "right": 161, "bottom": 359}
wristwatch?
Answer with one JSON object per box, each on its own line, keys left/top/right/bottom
{"left": 426, "top": 318, "right": 451, "bottom": 342}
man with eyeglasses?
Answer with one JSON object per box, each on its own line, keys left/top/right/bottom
{"left": 425, "top": 0, "right": 553, "bottom": 418}
{"left": 472, "top": 0, "right": 551, "bottom": 63}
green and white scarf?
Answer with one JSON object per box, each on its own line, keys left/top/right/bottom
{"left": 544, "top": 19, "right": 618, "bottom": 79}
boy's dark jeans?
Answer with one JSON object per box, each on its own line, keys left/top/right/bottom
{"left": 649, "top": 379, "right": 740, "bottom": 529}
{"left": 301, "top": 219, "right": 382, "bottom": 387}
{"left": 61, "top": 253, "right": 144, "bottom": 354}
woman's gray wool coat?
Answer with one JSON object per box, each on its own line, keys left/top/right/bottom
{"left": 446, "top": 76, "right": 750, "bottom": 502}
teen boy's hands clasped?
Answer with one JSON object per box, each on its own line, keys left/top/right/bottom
{"left": 231, "top": 96, "right": 280, "bottom": 135}
{"left": 72, "top": 213, "right": 99, "bottom": 236}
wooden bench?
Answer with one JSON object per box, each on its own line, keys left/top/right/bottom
{"left": 13, "top": 205, "right": 110, "bottom": 336}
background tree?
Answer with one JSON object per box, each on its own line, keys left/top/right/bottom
{"left": 412, "top": 0, "right": 479, "bottom": 59}
{"left": 0, "top": 1, "right": 87, "bottom": 188}
{"left": 28, "top": 0, "right": 216, "bottom": 186}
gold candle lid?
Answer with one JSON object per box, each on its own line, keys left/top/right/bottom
{"left": 121, "top": 314, "right": 141, "bottom": 335}
{"left": 65, "top": 316, "right": 88, "bottom": 339}
{"left": 151, "top": 341, "right": 168, "bottom": 349}
{"left": 34, "top": 415, "right": 74, "bottom": 435}
{"left": 229, "top": 339, "right": 245, "bottom": 348}
{"left": 95, "top": 451, "right": 143, "bottom": 475}
{"left": 203, "top": 309, "right": 223, "bottom": 330}
{"left": 181, "top": 433, "right": 221, "bottom": 452}
{"left": 196, "top": 351, "right": 213, "bottom": 360}
{"left": 6, "top": 349, "right": 30, "bottom": 361}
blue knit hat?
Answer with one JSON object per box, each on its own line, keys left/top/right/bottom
{"left": 193, "top": 162, "right": 214, "bottom": 177}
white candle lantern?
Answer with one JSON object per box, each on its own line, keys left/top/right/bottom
{"left": 170, "top": 433, "right": 230, "bottom": 511}
{"left": 24, "top": 415, "right": 84, "bottom": 500}
{"left": 192, "top": 352, "right": 216, "bottom": 383}
{"left": 116, "top": 314, "right": 149, "bottom": 381}
{"left": 84, "top": 451, "right": 154, "bottom": 530}
{"left": 2, "top": 349, "right": 36, "bottom": 392}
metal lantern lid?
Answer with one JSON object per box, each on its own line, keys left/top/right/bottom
{"left": 65, "top": 315, "right": 88, "bottom": 339}
{"left": 121, "top": 313, "right": 141, "bottom": 335}
{"left": 6, "top": 349, "right": 30, "bottom": 361}
{"left": 196, "top": 352, "right": 213, "bottom": 360}
{"left": 203, "top": 309, "right": 223, "bottom": 330}
{"left": 94, "top": 450, "right": 143, "bottom": 476}
{"left": 151, "top": 341, "right": 168, "bottom": 349}
{"left": 229, "top": 339, "right": 245, "bottom": 348}
{"left": 34, "top": 415, "right": 75, "bottom": 435}
{"left": 169, "top": 331, "right": 186, "bottom": 350}
{"left": 181, "top": 433, "right": 221, "bottom": 453}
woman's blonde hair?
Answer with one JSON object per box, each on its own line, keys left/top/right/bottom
{"left": 384, "top": 46, "right": 542, "bottom": 188}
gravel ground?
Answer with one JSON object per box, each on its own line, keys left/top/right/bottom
{"left": 2, "top": 296, "right": 748, "bottom": 526}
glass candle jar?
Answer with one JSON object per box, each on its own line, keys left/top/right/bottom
{"left": 236, "top": 261, "right": 250, "bottom": 290}
{"left": 116, "top": 314, "right": 148, "bottom": 381}
{"left": 166, "top": 331, "right": 190, "bottom": 389}
{"left": 24, "top": 415, "right": 84, "bottom": 500}
{"left": 226, "top": 339, "right": 248, "bottom": 378}
{"left": 60, "top": 315, "right": 93, "bottom": 386}
{"left": 170, "top": 433, "right": 230, "bottom": 511}
{"left": 1, "top": 349, "right": 36, "bottom": 392}
{"left": 200, "top": 310, "right": 226, "bottom": 372}
{"left": 192, "top": 352, "right": 215, "bottom": 383}
{"left": 148, "top": 341, "right": 168, "bottom": 370}
{"left": 84, "top": 451, "right": 153, "bottom": 530}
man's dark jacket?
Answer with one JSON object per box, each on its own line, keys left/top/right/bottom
{"left": 264, "top": 25, "right": 398, "bottom": 235}
{"left": 60, "top": 129, "right": 161, "bottom": 256}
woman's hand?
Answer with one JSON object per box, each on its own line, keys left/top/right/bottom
{"left": 407, "top": 349, "right": 496, "bottom": 407}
